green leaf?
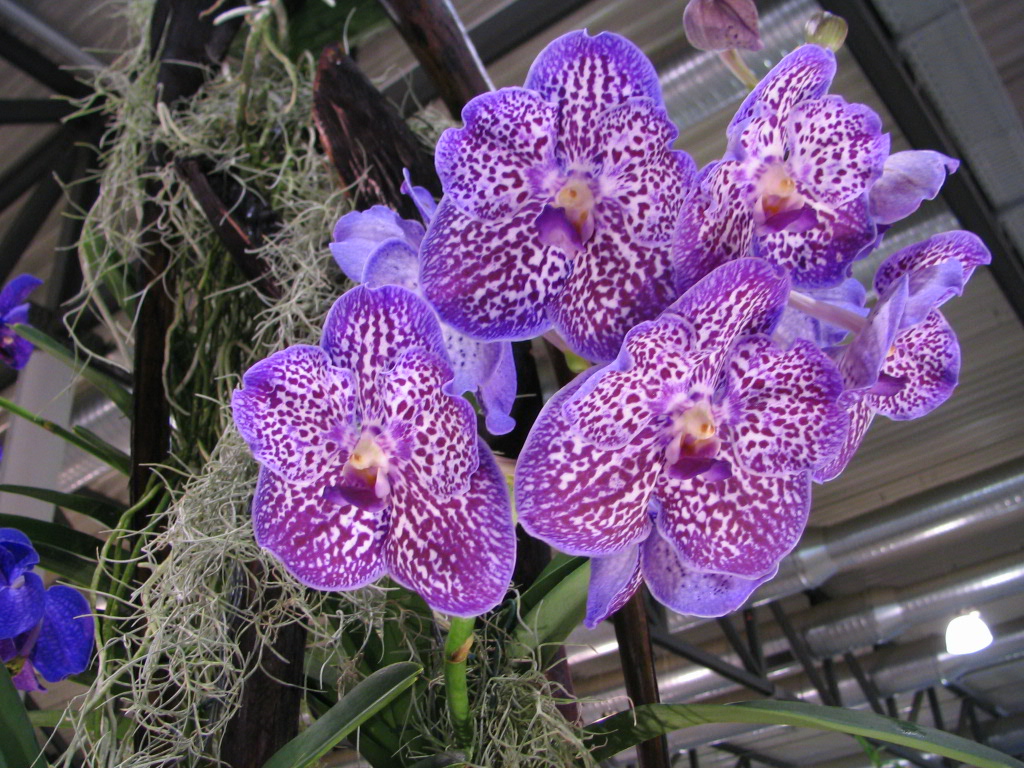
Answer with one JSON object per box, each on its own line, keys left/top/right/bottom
{"left": 517, "top": 553, "right": 588, "bottom": 617}
{"left": 11, "top": 324, "right": 132, "bottom": 420}
{"left": 582, "top": 699, "right": 1024, "bottom": 768}
{"left": 261, "top": 662, "right": 421, "bottom": 768}
{"left": 511, "top": 558, "right": 589, "bottom": 662}
{"left": 0, "top": 397, "right": 129, "bottom": 476}
{"left": 408, "top": 753, "right": 468, "bottom": 768}
{"left": 70, "top": 425, "right": 132, "bottom": 476}
{"left": 0, "top": 514, "right": 99, "bottom": 586}
{"left": 0, "top": 485, "right": 123, "bottom": 529}
{"left": 0, "top": 665, "right": 46, "bottom": 768}
{"left": 26, "top": 709, "right": 67, "bottom": 729}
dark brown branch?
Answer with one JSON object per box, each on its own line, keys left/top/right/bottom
{"left": 376, "top": 0, "right": 492, "bottom": 118}
{"left": 613, "top": 591, "right": 670, "bottom": 768}
{"left": 313, "top": 45, "right": 440, "bottom": 220}
{"left": 174, "top": 158, "right": 282, "bottom": 300}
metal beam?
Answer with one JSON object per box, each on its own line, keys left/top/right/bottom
{"left": 650, "top": 630, "right": 776, "bottom": 697}
{"left": 0, "top": 126, "right": 72, "bottom": 215}
{"left": 0, "top": 98, "right": 73, "bottom": 123}
{"left": 0, "top": 26, "right": 91, "bottom": 98}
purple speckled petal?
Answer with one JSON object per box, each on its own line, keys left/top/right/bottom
{"left": 673, "top": 163, "right": 754, "bottom": 293}
{"left": 585, "top": 544, "right": 642, "bottom": 628}
{"left": 0, "top": 274, "right": 42, "bottom": 315}
{"left": 385, "top": 440, "right": 514, "bottom": 616}
{"left": 525, "top": 31, "right": 664, "bottom": 161}
{"left": 870, "top": 150, "right": 959, "bottom": 225}
{"left": 0, "top": 570, "right": 44, "bottom": 637}
{"left": 899, "top": 260, "right": 966, "bottom": 330}
{"left": 330, "top": 207, "right": 423, "bottom": 283}
{"left": 728, "top": 45, "right": 836, "bottom": 139}
{"left": 722, "top": 336, "right": 847, "bottom": 477}
{"left": 595, "top": 100, "right": 694, "bottom": 244}
{"left": 563, "top": 316, "right": 697, "bottom": 450}
{"left": 550, "top": 202, "right": 678, "bottom": 362}
{"left": 754, "top": 196, "right": 877, "bottom": 288}
{"left": 437, "top": 88, "right": 558, "bottom": 220}
{"left": 232, "top": 345, "right": 357, "bottom": 484}
{"left": 656, "top": 458, "right": 812, "bottom": 578}
{"left": 837, "top": 277, "right": 908, "bottom": 392}
{"left": 382, "top": 348, "right": 479, "bottom": 499}
{"left": 642, "top": 530, "right": 776, "bottom": 617}
{"left": 421, "top": 197, "right": 566, "bottom": 342}
{"left": 874, "top": 231, "right": 991, "bottom": 298}
{"left": 362, "top": 238, "right": 420, "bottom": 291}
{"left": 667, "top": 258, "right": 790, "bottom": 363}
{"left": 774, "top": 279, "right": 866, "bottom": 349}
{"left": 253, "top": 467, "right": 388, "bottom": 590}
{"left": 0, "top": 324, "right": 35, "bottom": 370}
{"left": 516, "top": 368, "right": 659, "bottom": 557}
{"left": 322, "top": 285, "right": 448, "bottom": 418}
{"left": 442, "top": 327, "right": 516, "bottom": 435}
{"left": 32, "top": 585, "right": 93, "bottom": 683}
{"left": 787, "top": 96, "right": 888, "bottom": 208}
{"left": 814, "top": 396, "right": 874, "bottom": 482}
{"left": 402, "top": 168, "right": 438, "bottom": 225}
{"left": 870, "top": 310, "right": 959, "bottom": 421}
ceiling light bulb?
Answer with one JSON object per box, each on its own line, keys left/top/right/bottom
{"left": 945, "top": 610, "right": 993, "bottom": 655}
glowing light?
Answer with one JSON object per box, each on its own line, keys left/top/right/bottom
{"left": 945, "top": 610, "right": 993, "bottom": 655}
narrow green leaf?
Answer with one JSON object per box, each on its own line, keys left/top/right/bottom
{"left": 517, "top": 553, "right": 588, "bottom": 617}
{"left": 408, "top": 752, "right": 468, "bottom": 768}
{"left": 11, "top": 324, "right": 133, "bottom": 420}
{"left": 261, "top": 662, "right": 421, "bottom": 768}
{"left": 0, "top": 398, "right": 129, "bottom": 476}
{"left": 0, "top": 485, "right": 123, "bottom": 529}
{"left": 71, "top": 426, "right": 132, "bottom": 476}
{"left": 0, "top": 665, "right": 46, "bottom": 768}
{"left": 0, "top": 514, "right": 99, "bottom": 586}
{"left": 582, "top": 700, "right": 1024, "bottom": 768}
{"left": 511, "top": 558, "right": 589, "bottom": 661}
{"left": 26, "top": 710, "right": 67, "bottom": 729}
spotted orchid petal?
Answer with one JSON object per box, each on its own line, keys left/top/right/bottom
{"left": 870, "top": 310, "right": 959, "bottom": 421}
{"left": 814, "top": 397, "right": 874, "bottom": 482}
{"left": 382, "top": 348, "right": 479, "bottom": 499}
{"left": 549, "top": 206, "right": 680, "bottom": 362}
{"left": 641, "top": 530, "right": 777, "bottom": 617}
{"left": 870, "top": 150, "right": 959, "bottom": 225}
{"left": 437, "top": 88, "right": 558, "bottom": 221}
{"left": 722, "top": 336, "right": 848, "bottom": 477}
{"left": 31, "top": 585, "right": 93, "bottom": 684}
{"left": 385, "top": 441, "right": 514, "bottom": 616}
{"left": 517, "top": 368, "right": 660, "bottom": 557}
{"left": 874, "top": 231, "right": 992, "bottom": 302}
{"left": 728, "top": 45, "right": 836, "bottom": 141}
{"left": 422, "top": 198, "right": 565, "bottom": 342}
{"left": 585, "top": 544, "right": 642, "bottom": 628}
{"left": 525, "top": 30, "right": 665, "bottom": 159}
{"left": 667, "top": 257, "right": 790, "bottom": 358}
{"left": 837, "top": 277, "right": 908, "bottom": 393}
{"left": 232, "top": 346, "right": 358, "bottom": 485}
{"left": 322, "top": 285, "right": 448, "bottom": 418}
{"left": 442, "top": 328, "right": 517, "bottom": 435}
{"left": 252, "top": 467, "right": 388, "bottom": 590}
{"left": 656, "top": 460, "right": 812, "bottom": 578}
{"left": 331, "top": 207, "right": 423, "bottom": 283}
{"left": 563, "top": 315, "right": 698, "bottom": 451}
{"left": 754, "top": 196, "right": 877, "bottom": 288}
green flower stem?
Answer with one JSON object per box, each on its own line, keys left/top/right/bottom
{"left": 444, "top": 615, "right": 475, "bottom": 748}
{"left": 718, "top": 48, "right": 760, "bottom": 90}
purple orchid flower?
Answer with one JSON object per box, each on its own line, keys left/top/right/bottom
{"left": 232, "top": 285, "right": 516, "bottom": 616}
{"left": 1, "top": 529, "right": 93, "bottom": 691}
{"left": 331, "top": 199, "right": 517, "bottom": 436}
{"left": 803, "top": 231, "right": 991, "bottom": 481}
{"left": 674, "top": 45, "right": 890, "bottom": 292}
{"left": 0, "top": 275, "right": 42, "bottom": 370}
{"left": 516, "top": 259, "right": 849, "bottom": 620}
{"left": 420, "top": 30, "right": 696, "bottom": 363}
